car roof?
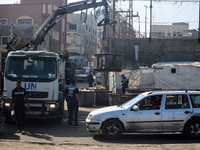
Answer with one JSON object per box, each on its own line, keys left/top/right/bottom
{"left": 143, "top": 90, "right": 200, "bottom": 95}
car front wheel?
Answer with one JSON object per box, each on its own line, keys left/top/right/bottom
{"left": 184, "top": 120, "right": 200, "bottom": 139}
{"left": 102, "top": 120, "right": 123, "bottom": 140}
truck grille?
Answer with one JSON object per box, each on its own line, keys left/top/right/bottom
{"left": 27, "top": 92, "right": 48, "bottom": 98}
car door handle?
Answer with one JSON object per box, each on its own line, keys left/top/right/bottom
{"left": 155, "top": 112, "right": 161, "bottom": 115}
{"left": 184, "top": 111, "right": 191, "bottom": 114}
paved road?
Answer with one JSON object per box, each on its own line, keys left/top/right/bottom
{"left": 0, "top": 82, "right": 200, "bottom": 149}
{"left": 1, "top": 104, "right": 200, "bottom": 150}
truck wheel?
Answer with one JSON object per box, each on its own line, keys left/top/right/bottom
{"left": 184, "top": 120, "right": 200, "bottom": 139}
{"left": 102, "top": 120, "right": 123, "bottom": 140}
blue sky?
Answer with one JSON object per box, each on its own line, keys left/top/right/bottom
{"left": 0, "top": 0, "right": 20, "bottom": 4}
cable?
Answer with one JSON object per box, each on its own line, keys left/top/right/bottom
{"left": 80, "top": 9, "right": 88, "bottom": 24}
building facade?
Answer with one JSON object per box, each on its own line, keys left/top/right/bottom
{"left": 0, "top": 0, "right": 72, "bottom": 55}
{"left": 151, "top": 22, "right": 196, "bottom": 38}
{"left": 67, "top": 13, "right": 98, "bottom": 56}
{"left": 67, "top": 32, "right": 84, "bottom": 56}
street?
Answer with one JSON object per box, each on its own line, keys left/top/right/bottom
{"left": 0, "top": 83, "right": 200, "bottom": 150}
{"left": 1, "top": 105, "right": 200, "bottom": 150}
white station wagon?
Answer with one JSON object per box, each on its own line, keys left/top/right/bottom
{"left": 85, "top": 91, "right": 200, "bottom": 140}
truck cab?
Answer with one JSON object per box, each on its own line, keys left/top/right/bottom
{"left": 2, "top": 50, "right": 64, "bottom": 122}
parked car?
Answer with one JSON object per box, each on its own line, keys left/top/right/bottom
{"left": 83, "top": 67, "right": 90, "bottom": 74}
{"left": 74, "top": 69, "right": 88, "bottom": 82}
{"left": 86, "top": 90, "right": 200, "bottom": 140}
{"left": 95, "top": 72, "right": 101, "bottom": 84}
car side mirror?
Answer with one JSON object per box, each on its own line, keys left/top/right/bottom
{"left": 132, "top": 105, "right": 139, "bottom": 111}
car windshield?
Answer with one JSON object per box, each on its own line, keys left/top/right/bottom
{"left": 5, "top": 57, "right": 57, "bottom": 81}
{"left": 119, "top": 94, "right": 145, "bottom": 108}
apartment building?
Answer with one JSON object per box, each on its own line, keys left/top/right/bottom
{"left": 0, "top": 0, "right": 72, "bottom": 55}
{"left": 67, "top": 13, "right": 98, "bottom": 56}
{"left": 152, "top": 22, "right": 192, "bottom": 38}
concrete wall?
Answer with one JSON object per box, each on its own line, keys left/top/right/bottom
{"left": 112, "top": 38, "right": 200, "bottom": 69}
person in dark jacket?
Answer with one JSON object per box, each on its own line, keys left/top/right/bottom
{"left": 121, "top": 74, "right": 129, "bottom": 94}
{"left": 65, "top": 79, "right": 81, "bottom": 127}
{"left": 88, "top": 72, "right": 94, "bottom": 87}
{"left": 10, "top": 80, "right": 30, "bottom": 133}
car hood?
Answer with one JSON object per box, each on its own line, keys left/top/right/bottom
{"left": 90, "top": 105, "right": 124, "bottom": 115}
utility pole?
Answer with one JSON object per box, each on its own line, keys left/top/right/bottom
{"left": 149, "top": 0, "right": 152, "bottom": 41}
{"left": 138, "top": 13, "right": 140, "bottom": 38}
{"left": 199, "top": 1, "right": 200, "bottom": 42}
{"left": 132, "top": 12, "right": 140, "bottom": 38}
{"left": 113, "top": 0, "right": 116, "bottom": 39}
{"left": 144, "top": 5, "right": 148, "bottom": 38}
{"left": 129, "top": 0, "right": 133, "bottom": 37}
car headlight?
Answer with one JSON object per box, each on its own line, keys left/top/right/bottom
{"left": 87, "top": 114, "right": 93, "bottom": 121}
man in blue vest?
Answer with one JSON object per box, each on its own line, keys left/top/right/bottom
{"left": 65, "top": 79, "right": 81, "bottom": 127}
{"left": 121, "top": 74, "right": 129, "bottom": 94}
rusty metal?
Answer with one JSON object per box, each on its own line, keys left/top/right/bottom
{"left": 94, "top": 54, "right": 123, "bottom": 72}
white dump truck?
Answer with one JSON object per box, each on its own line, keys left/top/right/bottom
{"left": 1, "top": 0, "right": 109, "bottom": 122}
{"left": 2, "top": 50, "right": 64, "bottom": 122}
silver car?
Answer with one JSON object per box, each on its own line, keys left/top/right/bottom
{"left": 74, "top": 69, "right": 88, "bottom": 82}
{"left": 86, "top": 91, "right": 200, "bottom": 140}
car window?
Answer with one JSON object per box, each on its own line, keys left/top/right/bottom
{"left": 120, "top": 94, "right": 145, "bottom": 108}
{"left": 165, "top": 94, "right": 190, "bottom": 109}
{"left": 137, "top": 95, "right": 163, "bottom": 110}
{"left": 189, "top": 95, "right": 200, "bottom": 108}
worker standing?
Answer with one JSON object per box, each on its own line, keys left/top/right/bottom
{"left": 88, "top": 72, "right": 94, "bottom": 87}
{"left": 65, "top": 79, "right": 81, "bottom": 127}
{"left": 10, "top": 80, "right": 30, "bottom": 133}
{"left": 121, "top": 74, "right": 129, "bottom": 94}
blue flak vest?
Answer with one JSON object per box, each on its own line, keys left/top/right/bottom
{"left": 121, "top": 77, "right": 129, "bottom": 88}
{"left": 67, "top": 85, "right": 78, "bottom": 104}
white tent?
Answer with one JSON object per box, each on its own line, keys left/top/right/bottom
{"left": 152, "top": 62, "right": 200, "bottom": 90}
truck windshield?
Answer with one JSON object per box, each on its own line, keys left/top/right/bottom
{"left": 5, "top": 57, "right": 57, "bottom": 81}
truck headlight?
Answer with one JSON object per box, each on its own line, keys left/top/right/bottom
{"left": 5, "top": 102, "right": 10, "bottom": 107}
{"left": 50, "top": 104, "right": 56, "bottom": 109}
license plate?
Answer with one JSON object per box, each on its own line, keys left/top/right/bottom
{"left": 26, "top": 111, "right": 42, "bottom": 115}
